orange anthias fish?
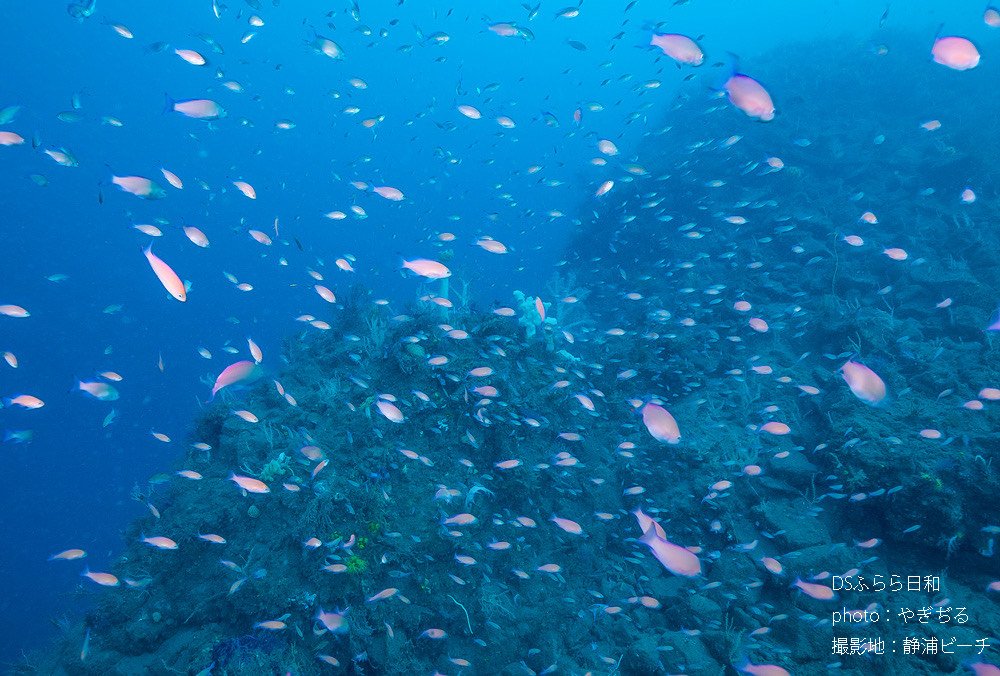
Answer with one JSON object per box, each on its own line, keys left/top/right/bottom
{"left": 932, "top": 35, "right": 980, "bottom": 70}
{"left": 228, "top": 473, "right": 270, "bottom": 494}
{"left": 724, "top": 73, "right": 775, "bottom": 121}
{"left": 402, "top": 258, "right": 451, "bottom": 279}
{"left": 141, "top": 535, "right": 178, "bottom": 550}
{"left": 638, "top": 524, "right": 701, "bottom": 578}
{"left": 2, "top": 394, "right": 44, "bottom": 409}
{"left": 143, "top": 245, "right": 186, "bottom": 302}
{"left": 49, "top": 549, "right": 87, "bottom": 561}
{"left": 650, "top": 33, "right": 703, "bottom": 65}
{"left": 840, "top": 360, "right": 887, "bottom": 406}
{"left": 210, "top": 361, "right": 262, "bottom": 400}
{"left": 639, "top": 400, "right": 680, "bottom": 444}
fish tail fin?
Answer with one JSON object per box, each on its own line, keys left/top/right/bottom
{"left": 732, "top": 654, "right": 751, "bottom": 673}
{"left": 163, "top": 93, "right": 175, "bottom": 115}
{"left": 713, "top": 52, "right": 739, "bottom": 91}
{"left": 99, "top": 163, "right": 114, "bottom": 202}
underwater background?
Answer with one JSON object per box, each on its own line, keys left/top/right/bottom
{"left": 2, "top": 0, "right": 1000, "bottom": 674}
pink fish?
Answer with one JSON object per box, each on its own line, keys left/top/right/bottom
{"left": 49, "top": 549, "right": 87, "bottom": 561}
{"left": 489, "top": 23, "right": 518, "bottom": 37}
{"left": 550, "top": 515, "right": 584, "bottom": 535}
{"left": 111, "top": 174, "right": 165, "bottom": 200}
{"left": 76, "top": 381, "right": 119, "bottom": 401}
{"left": 3, "top": 394, "right": 44, "bottom": 409}
{"left": 143, "top": 245, "right": 186, "bottom": 302}
{"left": 248, "top": 338, "right": 263, "bottom": 363}
{"left": 734, "top": 655, "right": 790, "bottom": 676}
{"left": 535, "top": 296, "right": 546, "bottom": 321}
{"left": 965, "top": 662, "right": 1000, "bottom": 676}
{"left": 183, "top": 226, "right": 209, "bottom": 247}
{"left": 81, "top": 567, "right": 119, "bottom": 587}
{"left": 441, "top": 512, "right": 477, "bottom": 526}
{"left": 366, "top": 587, "right": 398, "bottom": 603}
{"left": 792, "top": 577, "right": 835, "bottom": 600}
{"left": 161, "top": 167, "right": 183, "bottom": 188}
{"left": 254, "top": 620, "right": 286, "bottom": 630}
{"left": 475, "top": 237, "right": 508, "bottom": 254}
{"left": 402, "top": 258, "right": 451, "bottom": 279}
{"left": 313, "top": 284, "right": 337, "bottom": 303}
{"left": 0, "top": 131, "right": 25, "bottom": 146}
{"left": 640, "top": 401, "right": 680, "bottom": 444}
{"left": 760, "top": 557, "right": 783, "bottom": 575}
{"left": 932, "top": 36, "right": 980, "bottom": 70}
{"left": 760, "top": 421, "right": 790, "bottom": 435}
{"left": 638, "top": 524, "right": 701, "bottom": 577}
{"left": 141, "top": 535, "right": 178, "bottom": 550}
{"left": 840, "top": 360, "right": 887, "bottom": 406}
{"left": 315, "top": 607, "right": 349, "bottom": 633}
{"left": 165, "top": 96, "right": 226, "bottom": 119}
{"left": 0, "top": 304, "right": 29, "bottom": 318}
{"left": 650, "top": 33, "right": 703, "bottom": 65}
{"left": 376, "top": 399, "right": 404, "bottom": 423}
{"left": 228, "top": 472, "right": 270, "bottom": 494}
{"left": 210, "top": 360, "right": 261, "bottom": 400}
{"left": 631, "top": 508, "right": 666, "bottom": 540}
{"left": 373, "top": 186, "right": 404, "bottom": 201}
{"left": 230, "top": 409, "right": 257, "bottom": 423}
{"left": 723, "top": 74, "right": 775, "bottom": 121}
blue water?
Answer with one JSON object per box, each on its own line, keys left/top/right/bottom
{"left": 2, "top": 0, "right": 998, "bottom": 673}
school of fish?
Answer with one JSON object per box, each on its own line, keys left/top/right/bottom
{"left": 4, "top": 1, "right": 1000, "bottom": 675}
